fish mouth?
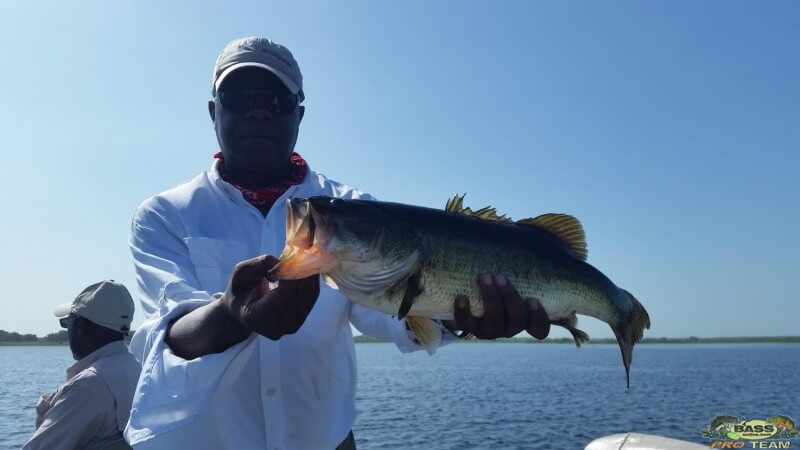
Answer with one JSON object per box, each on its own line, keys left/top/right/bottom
{"left": 268, "top": 198, "right": 341, "bottom": 280}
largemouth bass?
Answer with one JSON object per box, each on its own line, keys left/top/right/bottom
{"left": 270, "top": 195, "right": 651, "bottom": 387}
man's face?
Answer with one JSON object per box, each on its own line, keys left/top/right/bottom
{"left": 211, "top": 67, "right": 304, "bottom": 170}
{"left": 60, "top": 313, "right": 82, "bottom": 360}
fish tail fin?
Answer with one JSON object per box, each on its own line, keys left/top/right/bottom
{"left": 405, "top": 316, "right": 441, "bottom": 355}
{"left": 611, "top": 290, "right": 651, "bottom": 388}
{"left": 551, "top": 313, "right": 590, "bottom": 347}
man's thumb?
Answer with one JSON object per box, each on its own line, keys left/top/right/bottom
{"left": 235, "top": 255, "right": 280, "bottom": 280}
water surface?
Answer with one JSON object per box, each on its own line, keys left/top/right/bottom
{"left": 1, "top": 344, "right": 797, "bottom": 449}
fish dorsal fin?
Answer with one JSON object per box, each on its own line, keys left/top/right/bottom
{"left": 444, "top": 194, "right": 465, "bottom": 213}
{"left": 444, "top": 194, "right": 513, "bottom": 223}
{"left": 517, "top": 214, "right": 588, "bottom": 260}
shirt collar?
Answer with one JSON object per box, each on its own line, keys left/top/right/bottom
{"left": 67, "top": 341, "right": 128, "bottom": 380}
{"left": 209, "top": 158, "right": 315, "bottom": 207}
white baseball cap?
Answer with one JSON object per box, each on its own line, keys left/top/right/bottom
{"left": 54, "top": 280, "right": 135, "bottom": 335}
{"left": 212, "top": 36, "right": 304, "bottom": 101}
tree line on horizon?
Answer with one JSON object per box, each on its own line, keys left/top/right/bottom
{"left": 353, "top": 335, "right": 800, "bottom": 344}
{"left": 0, "top": 329, "right": 134, "bottom": 344}
{"left": 0, "top": 329, "right": 67, "bottom": 343}
{"left": 3, "top": 329, "right": 798, "bottom": 345}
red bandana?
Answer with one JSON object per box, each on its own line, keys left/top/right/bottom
{"left": 214, "top": 152, "right": 308, "bottom": 208}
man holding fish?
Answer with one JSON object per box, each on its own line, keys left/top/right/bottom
{"left": 124, "top": 36, "right": 553, "bottom": 450}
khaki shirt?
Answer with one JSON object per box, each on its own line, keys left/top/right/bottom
{"left": 23, "top": 341, "right": 141, "bottom": 450}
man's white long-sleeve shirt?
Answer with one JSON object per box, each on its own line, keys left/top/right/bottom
{"left": 125, "top": 160, "right": 438, "bottom": 450}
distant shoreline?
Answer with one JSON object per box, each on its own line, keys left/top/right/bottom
{"left": 0, "top": 341, "right": 69, "bottom": 346}
{"left": 353, "top": 335, "right": 800, "bottom": 344}
{"left": 2, "top": 336, "right": 798, "bottom": 347}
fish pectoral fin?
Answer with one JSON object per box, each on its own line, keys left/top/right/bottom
{"left": 516, "top": 214, "right": 587, "bottom": 261}
{"left": 398, "top": 272, "right": 424, "bottom": 319}
{"left": 551, "top": 314, "right": 589, "bottom": 347}
{"left": 405, "top": 316, "right": 441, "bottom": 355}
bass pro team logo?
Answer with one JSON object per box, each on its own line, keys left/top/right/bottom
{"left": 701, "top": 415, "right": 799, "bottom": 448}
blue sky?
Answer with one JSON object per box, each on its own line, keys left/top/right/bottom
{"left": 0, "top": 1, "right": 797, "bottom": 339}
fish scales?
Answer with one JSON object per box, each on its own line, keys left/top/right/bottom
{"left": 270, "top": 195, "right": 651, "bottom": 387}
{"left": 391, "top": 229, "right": 618, "bottom": 324}
{"left": 357, "top": 202, "right": 623, "bottom": 324}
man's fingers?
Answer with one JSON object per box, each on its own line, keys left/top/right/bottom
{"left": 256, "top": 277, "right": 270, "bottom": 298}
{"left": 284, "top": 275, "right": 321, "bottom": 333}
{"left": 229, "top": 255, "right": 281, "bottom": 301}
{"left": 271, "top": 275, "right": 321, "bottom": 326}
{"left": 495, "top": 275, "right": 526, "bottom": 337}
{"left": 477, "top": 274, "right": 504, "bottom": 338}
{"left": 453, "top": 295, "right": 477, "bottom": 333}
{"left": 244, "top": 274, "right": 321, "bottom": 337}
{"left": 525, "top": 298, "right": 551, "bottom": 340}
{"left": 234, "top": 255, "right": 281, "bottom": 281}
{"left": 294, "top": 274, "right": 321, "bottom": 308}
{"left": 253, "top": 255, "right": 281, "bottom": 275}
{"left": 270, "top": 275, "right": 320, "bottom": 308}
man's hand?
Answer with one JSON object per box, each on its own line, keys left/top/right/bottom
{"left": 220, "top": 255, "right": 320, "bottom": 340}
{"left": 34, "top": 393, "right": 55, "bottom": 428}
{"left": 449, "top": 274, "right": 550, "bottom": 340}
{"left": 167, "top": 255, "right": 321, "bottom": 360}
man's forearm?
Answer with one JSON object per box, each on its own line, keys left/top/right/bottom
{"left": 166, "top": 299, "right": 251, "bottom": 360}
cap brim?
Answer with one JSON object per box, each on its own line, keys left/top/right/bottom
{"left": 53, "top": 303, "right": 73, "bottom": 318}
{"left": 214, "top": 62, "right": 300, "bottom": 96}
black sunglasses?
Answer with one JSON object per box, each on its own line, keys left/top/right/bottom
{"left": 59, "top": 314, "right": 75, "bottom": 329}
{"left": 217, "top": 89, "right": 299, "bottom": 114}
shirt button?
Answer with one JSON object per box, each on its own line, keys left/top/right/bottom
{"left": 265, "top": 387, "right": 277, "bottom": 396}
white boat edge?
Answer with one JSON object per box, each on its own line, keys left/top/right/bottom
{"left": 585, "top": 432, "right": 709, "bottom": 449}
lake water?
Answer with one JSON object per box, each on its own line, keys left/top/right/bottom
{"left": 1, "top": 343, "right": 798, "bottom": 449}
